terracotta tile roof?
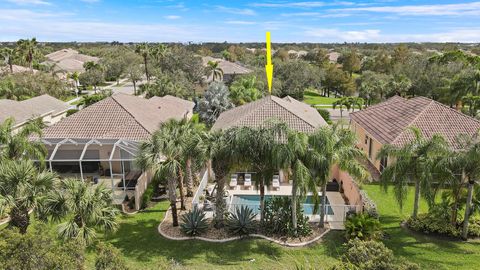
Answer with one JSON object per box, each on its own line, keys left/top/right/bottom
{"left": 149, "top": 95, "right": 195, "bottom": 115}
{"left": 212, "top": 95, "right": 328, "bottom": 133}
{"left": 202, "top": 56, "right": 252, "bottom": 75}
{"left": 350, "top": 96, "right": 480, "bottom": 148}
{"left": 0, "top": 94, "right": 70, "bottom": 125}
{"left": 0, "top": 64, "right": 38, "bottom": 74}
{"left": 44, "top": 48, "right": 99, "bottom": 73}
{"left": 41, "top": 93, "right": 191, "bottom": 141}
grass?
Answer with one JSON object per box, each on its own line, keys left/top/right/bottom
{"left": 362, "top": 184, "right": 480, "bottom": 270}
{"left": 303, "top": 90, "right": 339, "bottom": 108}
{"left": 100, "top": 201, "right": 344, "bottom": 269}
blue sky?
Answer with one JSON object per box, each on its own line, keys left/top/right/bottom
{"left": 1, "top": 0, "right": 480, "bottom": 42}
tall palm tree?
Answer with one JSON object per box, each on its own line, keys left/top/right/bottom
{"left": 70, "top": 71, "right": 80, "bottom": 96}
{"left": 40, "top": 179, "right": 118, "bottom": 244}
{"left": 0, "top": 117, "right": 46, "bottom": 162}
{"left": 137, "top": 119, "right": 187, "bottom": 226}
{"left": 135, "top": 43, "right": 151, "bottom": 82}
{"left": 180, "top": 121, "right": 207, "bottom": 197}
{"left": 16, "top": 38, "right": 38, "bottom": 71}
{"left": 0, "top": 47, "right": 15, "bottom": 73}
{"left": 309, "top": 125, "right": 368, "bottom": 228}
{"left": 151, "top": 44, "right": 169, "bottom": 64}
{"left": 0, "top": 160, "right": 57, "bottom": 233}
{"left": 378, "top": 127, "right": 448, "bottom": 218}
{"left": 349, "top": 97, "right": 364, "bottom": 112}
{"left": 332, "top": 97, "right": 352, "bottom": 119}
{"left": 206, "top": 61, "right": 223, "bottom": 82}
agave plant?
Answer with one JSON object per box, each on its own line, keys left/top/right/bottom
{"left": 180, "top": 207, "right": 208, "bottom": 236}
{"left": 226, "top": 205, "right": 257, "bottom": 236}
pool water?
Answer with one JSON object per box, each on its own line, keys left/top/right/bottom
{"left": 230, "top": 195, "right": 334, "bottom": 215}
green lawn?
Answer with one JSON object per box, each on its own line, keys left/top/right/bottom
{"left": 303, "top": 91, "right": 339, "bottom": 108}
{"left": 362, "top": 184, "right": 480, "bottom": 270}
{"left": 101, "top": 201, "right": 343, "bottom": 270}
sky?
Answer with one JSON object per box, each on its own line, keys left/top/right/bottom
{"left": 1, "top": 0, "right": 480, "bottom": 43}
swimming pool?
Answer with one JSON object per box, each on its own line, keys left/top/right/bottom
{"left": 230, "top": 195, "right": 334, "bottom": 215}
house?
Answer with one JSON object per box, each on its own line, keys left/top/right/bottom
{"left": 38, "top": 93, "right": 195, "bottom": 209}
{"left": 202, "top": 56, "right": 252, "bottom": 83}
{"left": 350, "top": 96, "right": 480, "bottom": 174}
{"left": 43, "top": 48, "right": 100, "bottom": 74}
{"left": 149, "top": 95, "right": 195, "bottom": 119}
{"left": 212, "top": 95, "right": 327, "bottom": 133}
{"left": 0, "top": 64, "right": 38, "bottom": 74}
{"left": 0, "top": 94, "right": 71, "bottom": 131}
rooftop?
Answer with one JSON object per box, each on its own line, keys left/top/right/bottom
{"left": 44, "top": 48, "right": 99, "bottom": 73}
{"left": 350, "top": 96, "right": 480, "bottom": 148}
{"left": 0, "top": 95, "right": 70, "bottom": 126}
{"left": 202, "top": 56, "right": 252, "bottom": 75}
{"left": 41, "top": 93, "right": 193, "bottom": 141}
{"left": 212, "top": 95, "right": 327, "bottom": 133}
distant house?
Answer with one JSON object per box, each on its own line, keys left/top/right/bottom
{"left": 350, "top": 96, "right": 480, "bottom": 173}
{"left": 327, "top": 51, "right": 340, "bottom": 63}
{"left": 0, "top": 94, "right": 71, "bottom": 131}
{"left": 0, "top": 64, "right": 38, "bottom": 75}
{"left": 202, "top": 56, "right": 252, "bottom": 83}
{"left": 43, "top": 48, "right": 100, "bottom": 74}
{"left": 38, "top": 93, "right": 194, "bottom": 209}
{"left": 213, "top": 95, "right": 327, "bottom": 133}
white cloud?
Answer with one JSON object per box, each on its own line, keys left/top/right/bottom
{"left": 6, "top": 0, "right": 51, "bottom": 5}
{"left": 225, "top": 20, "right": 256, "bottom": 25}
{"left": 281, "top": 12, "right": 352, "bottom": 18}
{"left": 214, "top": 5, "right": 256, "bottom": 16}
{"left": 336, "top": 2, "right": 480, "bottom": 16}
{"left": 164, "top": 15, "right": 181, "bottom": 20}
{"left": 251, "top": 1, "right": 354, "bottom": 8}
{"left": 305, "top": 28, "right": 381, "bottom": 41}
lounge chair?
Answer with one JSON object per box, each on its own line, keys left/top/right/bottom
{"left": 230, "top": 174, "right": 238, "bottom": 189}
{"left": 272, "top": 175, "right": 280, "bottom": 190}
{"left": 244, "top": 173, "right": 252, "bottom": 189}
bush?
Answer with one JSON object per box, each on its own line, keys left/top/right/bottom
{"left": 468, "top": 219, "right": 480, "bottom": 237}
{"left": 316, "top": 108, "right": 332, "bottom": 124}
{"left": 226, "top": 205, "right": 257, "bottom": 236}
{"left": 141, "top": 183, "right": 154, "bottom": 209}
{"left": 66, "top": 109, "right": 79, "bottom": 116}
{"left": 406, "top": 202, "right": 460, "bottom": 237}
{"left": 263, "top": 196, "right": 312, "bottom": 237}
{"left": 181, "top": 207, "right": 208, "bottom": 236}
{"left": 345, "top": 213, "right": 382, "bottom": 240}
{"left": 95, "top": 243, "right": 129, "bottom": 270}
{"left": 332, "top": 239, "right": 419, "bottom": 270}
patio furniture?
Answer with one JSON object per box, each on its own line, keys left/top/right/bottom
{"left": 272, "top": 175, "right": 280, "bottom": 190}
{"left": 230, "top": 174, "right": 238, "bottom": 189}
{"left": 244, "top": 173, "right": 252, "bottom": 189}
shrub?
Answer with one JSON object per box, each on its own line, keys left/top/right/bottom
{"left": 332, "top": 239, "right": 420, "bottom": 270}
{"left": 66, "top": 109, "right": 79, "bottom": 116}
{"left": 95, "top": 243, "right": 129, "bottom": 270}
{"left": 226, "top": 205, "right": 257, "bottom": 236}
{"left": 316, "top": 108, "right": 332, "bottom": 124}
{"left": 468, "top": 219, "right": 480, "bottom": 237}
{"left": 406, "top": 202, "right": 460, "bottom": 237}
{"left": 180, "top": 207, "right": 208, "bottom": 236}
{"left": 345, "top": 213, "right": 382, "bottom": 240}
{"left": 141, "top": 183, "right": 154, "bottom": 209}
{"left": 263, "top": 196, "right": 312, "bottom": 237}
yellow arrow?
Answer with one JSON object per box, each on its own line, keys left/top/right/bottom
{"left": 265, "top": 31, "right": 273, "bottom": 94}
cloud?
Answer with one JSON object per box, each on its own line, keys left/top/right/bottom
{"left": 225, "top": 20, "right": 256, "bottom": 25}
{"left": 305, "top": 28, "right": 381, "bottom": 41}
{"left": 336, "top": 2, "right": 480, "bottom": 16}
{"left": 251, "top": 1, "right": 354, "bottom": 8}
{"left": 6, "top": 0, "right": 51, "bottom": 5}
{"left": 214, "top": 5, "right": 256, "bottom": 16}
{"left": 281, "top": 12, "right": 352, "bottom": 18}
{"left": 164, "top": 15, "right": 181, "bottom": 19}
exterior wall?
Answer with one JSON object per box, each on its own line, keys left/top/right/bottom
{"left": 134, "top": 170, "right": 152, "bottom": 210}
{"left": 350, "top": 120, "right": 385, "bottom": 171}
{"left": 331, "top": 165, "right": 363, "bottom": 207}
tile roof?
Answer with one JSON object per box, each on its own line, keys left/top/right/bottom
{"left": 44, "top": 48, "right": 99, "bottom": 73}
{"left": 0, "top": 64, "right": 38, "bottom": 74}
{"left": 350, "top": 96, "right": 480, "bottom": 148}
{"left": 41, "top": 93, "right": 192, "bottom": 141}
{"left": 202, "top": 56, "right": 252, "bottom": 75}
{"left": 212, "top": 95, "right": 328, "bottom": 133}
{"left": 0, "top": 95, "right": 71, "bottom": 125}
{"left": 149, "top": 95, "right": 195, "bottom": 114}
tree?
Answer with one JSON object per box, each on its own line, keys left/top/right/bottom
{"left": 135, "top": 43, "right": 151, "bottom": 82}
{"left": 392, "top": 44, "right": 410, "bottom": 64}
{"left": 275, "top": 60, "right": 323, "bottom": 99}
{"left": 79, "top": 68, "right": 104, "bottom": 93}
{"left": 323, "top": 64, "right": 355, "bottom": 97}
{"left": 137, "top": 119, "right": 188, "bottom": 226}
{"left": 180, "top": 121, "right": 207, "bottom": 197}
{"left": 305, "top": 48, "right": 330, "bottom": 68}
{"left": 126, "top": 63, "right": 143, "bottom": 95}
{"left": 198, "top": 82, "right": 234, "bottom": 125}
{"left": 357, "top": 71, "right": 390, "bottom": 105}
{"left": 229, "top": 75, "right": 262, "bottom": 105}
{"left": 0, "top": 117, "right": 46, "bottom": 162}
{"left": 151, "top": 44, "right": 169, "bottom": 64}
{"left": 378, "top": 128, "right": 449, "bottom": 218}
{"left": 462, "top": 94, "right": 480, "bottom": 117}
{"left": 68, "top": 71, "right": 80, "bottom": 94}
{"left": 387, "top": 74, "right": 412, "bottom": 97}
{"left": 0, "top": 47, "right": 15, "bottom": 73}
{"left": 206, "top": 60, "right": 223, "bottom": 82}
{"left": 95, "top": 243, "right": 129, "bottom": 270}
{"left": 309, "top": 125, "right": 368, "bottom": 228}
{"left": 0, "top": 160, "right": 56, "bottom": 233}
{"left": 332, "top": 97, "right": 352, "bottom": 119}
{"left": 338, "top": 48, "right": 361, "bottom": 77}
{"left": 16, "top": 38, "right": 38, "bottom": 71}
{"left": 141, "top": 71, "right": 192, "bottom": 99}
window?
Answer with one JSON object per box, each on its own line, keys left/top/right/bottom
{"left": 364, "top": 135, "right": 369, "bottom": 145}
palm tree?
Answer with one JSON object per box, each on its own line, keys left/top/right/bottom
{"left": 0, "top": 160, "right": 57, "bottom": 233}
{"left": 16, "top": 38, "right": 38, "bottom": 71}
{"left": 0, "top": 47, "right": 15, "bottom": 73}
{"left": 137, "top": 119, "right": 187, "bottom": 226}
{"left": 349, "top": 97, "right": 364, "bottom": 112}
{"left": 206, "top": 61, "right": 223, "bottom": 82}
{"left": 309, "top": 125, "right": 369, "bottom": 228}
{"left": 40, "top": 179, "right": 118, "bottom": 244}
{"left": 151, "top": 44, "right": 169, "bottom": 64}
{"left": 378, "top": 128, "right": 448, "bottom": 218}
{"left": 70, "top": 71, "right": 80, "bottom": 96}
{"left": 332, "top": 97, "right": 352, "bottom": 119}
{"left": 180, "top": 121, "right": 207, "bottom": 197}
{"left": 135, "top": 43, "right": 151, "bottom": 82}
{"left": 83, "top": 61, "right": 101, "bottom": 71}
{"left": 0, "top": 117, "right": 46, "bottom": 162}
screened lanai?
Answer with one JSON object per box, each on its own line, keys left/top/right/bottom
{"left": 41, "top": 138, "right": 143, "bottom": 204}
